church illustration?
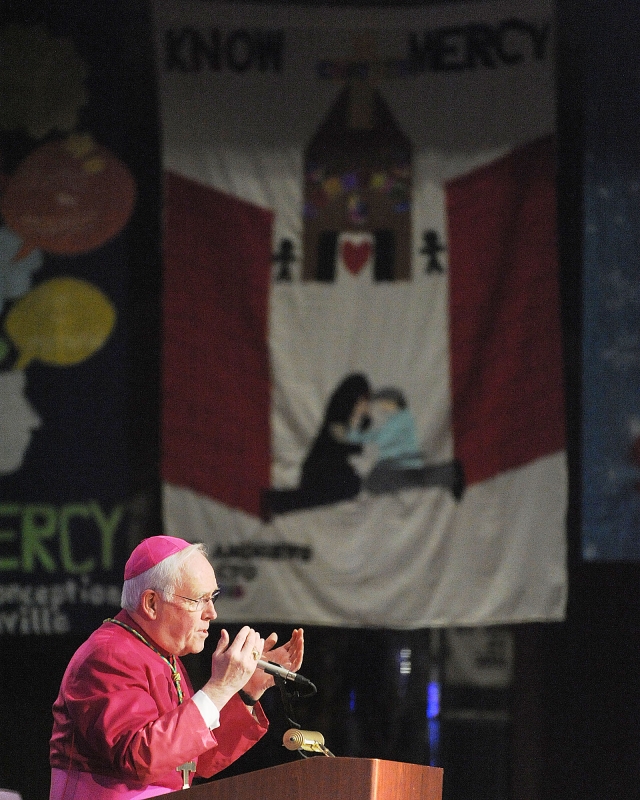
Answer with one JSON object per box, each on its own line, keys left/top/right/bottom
{"left": 302, "top": 81, "right": 413, "bottom": 282}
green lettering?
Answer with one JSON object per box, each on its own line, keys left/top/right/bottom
{"left": 92, "top": 502, "right": 124, "bottom": 570}
{"left": 22, "top": 505, "right": 57, "bottom": 572}
{"left": 59, "top": 505, "right": 94, "bottom": 574}
{"left": 0, "top": 504, "right": 21, "bottom": 571}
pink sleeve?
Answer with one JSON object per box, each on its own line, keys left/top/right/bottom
{"left": 196, "top": 694, "right": 269, "bottom": 779}
{"left": 61, "top": 645, "right": 217, "bottom": 785}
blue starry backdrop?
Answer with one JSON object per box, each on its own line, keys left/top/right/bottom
{"left": 581, "top": 0, "right": 640, "bottom": 559}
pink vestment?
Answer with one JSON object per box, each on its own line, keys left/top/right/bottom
{"left": 49, "top": 611, "right": 268, "bottom": 799}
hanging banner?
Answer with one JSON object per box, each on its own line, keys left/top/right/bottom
{"left": 0, "top": 1, "right": 160, "bottom": 635}
{"left": 580, "top": 1, "right": 640, "bottom": 561}
{"left": 155, "top": 0, "right": 567, "bottom": 626}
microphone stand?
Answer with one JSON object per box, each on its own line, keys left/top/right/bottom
{"left": 273, "top": 675, "right": 332, "bottom": 758}
{"left": 274, "top": 673, "right": 306, "bottom": 728}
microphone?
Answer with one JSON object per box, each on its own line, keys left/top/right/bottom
{"left": 257, "top": 660, "right": 316, "bottom": 691}
{"left": 283, "top": 728, "right": 329, "bottom": 754}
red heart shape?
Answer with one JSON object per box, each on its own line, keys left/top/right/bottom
{"left": 342, "top": 240, "right": 371, "bottom": 275}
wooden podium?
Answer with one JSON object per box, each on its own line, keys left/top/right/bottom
{"left": 164, "top": 757, "right": 443, "bottom": 800}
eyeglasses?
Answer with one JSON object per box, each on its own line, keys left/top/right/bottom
{"left": 169, "top": 589, "right": 222, "bottom": 612}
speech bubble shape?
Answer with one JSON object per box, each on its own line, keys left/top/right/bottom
{"left": 0, "top": 24, "right": 88, "bottom": 139}
{"left": 5, "top": 277, "right": 116, "bottom": 369}
{"left": 0, "top": 370, "right": 42, "bottom": 475}
{"left": 0, "top": 225, "right": 44, "bottom": 312}
{"left": 1, "top": 134, "right": 136, "bottom": 257}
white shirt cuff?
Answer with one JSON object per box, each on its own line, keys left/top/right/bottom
{"left": 191, "top": 690, "right": 221, "bottom": 729}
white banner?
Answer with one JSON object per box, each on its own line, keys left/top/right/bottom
{"left": 154, "top": 0, "right": 567, "bottom": 627}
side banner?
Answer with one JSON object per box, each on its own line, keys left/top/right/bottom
{"left": 581, "top": 1, "right": 640, "bottom": 561}
{"left": 156, "top": 0, "right": 567, "bottom": 626}
{"left": 0, "top": 1, "right": 160, "bottom": 635}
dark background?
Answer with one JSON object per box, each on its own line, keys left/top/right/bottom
{"left": 2, "top": 1, "right": 640, "bottom": 799}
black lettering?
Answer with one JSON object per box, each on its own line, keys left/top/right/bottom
{"left": 165, "top": 28, "right": 190, "bottom": 71}
{"left": 407, "top": 31, "right": 434, "bottom": 72}
{"left": 212, "top": 542, "right": 313, "bottom": 561}
{"left": 410, "top": 29, "right": 466, "bottom": 72}
{"left": 497, "top": 19, "right": 551, "bottom": 64}
{"left": 432, "top": 27, "right": 466, "bottom": 72}
{"left": 465, "top": 24, "right": 498, "bottom": 69}
{"left": 166, "top": 27, "right": 219, "bottom": 72}
{"left": 165, "top": 27, "right": 221, "bottom": 72}
{"left": 165, "top": 27, "right": 284, "bottom": 73}
{"left": 254, "top": 29, "right": 284, "bottom": 72}
{"left": 226, "top": 29, "right": 252, "bottom": 72}
{"left": 191, "top": 28, "right": 221, "bottom": 71}
{"left": 408, "top": 18, "right": 551, "bottom": 73}
{"left": 529, "top": 22, "right": 551, "bottom": 60}
{"left": 216, "top": 563, "right": 242, "bottom": 581}
{"left": 241, "top": 564, "right": 257, "bottom": 580}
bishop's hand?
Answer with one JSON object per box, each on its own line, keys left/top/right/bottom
{"left": 241, "top": 627, "right": 304, "bottom": 701}
{"left": 202, "top": 626, "right": 264, "bottom": 709}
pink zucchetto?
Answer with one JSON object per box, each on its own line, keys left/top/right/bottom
{"left": 124, "top": 535, "right": 192, "bottom": 580}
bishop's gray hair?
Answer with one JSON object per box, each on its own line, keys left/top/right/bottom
{"left": 120, "top": 542, "right": 208, "bottom": 612}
